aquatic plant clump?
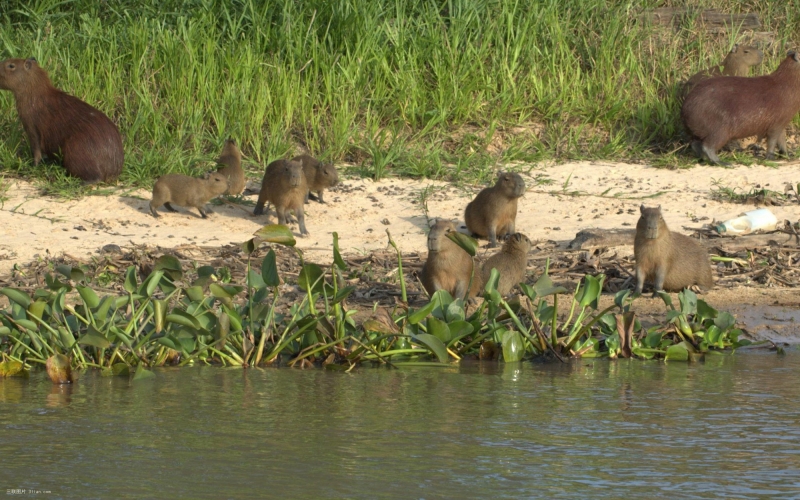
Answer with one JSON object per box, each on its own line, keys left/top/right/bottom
{"left": 0, "top": 228, "right": 754, "bottom": 378}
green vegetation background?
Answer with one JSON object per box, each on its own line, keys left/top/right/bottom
{"left": 0, "top": 0, "right": 798, "bottom": 191}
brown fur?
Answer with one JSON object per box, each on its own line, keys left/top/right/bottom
{"left": 253, "top": 159, "right": 309, "bottom": 236}
{"left": 683, "top": 44, "right": 763, "bottom": 96}
{"left": 634, "top": 205, "right": 713, "bottom": 295}
{"left": 150, "top": 172, "right": 229, "bottom": 218}
{"left": 0, "top": 58, "right": 123, "bottom": 183}
{"left": 215, "top": 139, "right": 244, "bottom": 195}
{"left": 420, "top": 220, "right": 482, "bottom": 300}
{"left": 464, "top": 172, "right": 526, "bottom": 248}
{"left": 682, "top": 51, "right": 800, "bottom": 165}
{"left": 480, "top": 233, "right": 531, "bottom": 295}
{"left": 291, "top": 154, "right": 339, "bottom": 203}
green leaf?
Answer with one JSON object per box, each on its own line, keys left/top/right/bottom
{"left": 123, "top": 266, "right": 138, "bottom": 293}
{"left": 679, "top": 289, "right": 698, "bottom": 316}
{"left": 184, "top": 286, "right": 204, "bottom": 302}
{"left": 138, "top": 270, "right": 164, "bottom": 298}
{"left": 261, "top": 249, "right": 280, "bottom": 287}
{"left": 714, "top": 312, "right": 735, "bottom": 331}
{"left": 532, "top": 273, "right": 567, "bottom": 297}
{"left": 408, "top": 300, "right": 436, "bottom": 325}
{"left": 166, "top": 311, "right": 202, "bottom": 330}
{"left": 426, "top": 316, "right": 451, "bottom": 343}
{"left": 0, "top": 360, "right": 27, "bottom": 378}
{"left": 132, "top": 364, "right": 155, "bottom": 381}
{"left": 76, "top": 285, "right": 101, "bottom": 309}
{"left": 413, "top": 333, "right": 449, "bottom": 363}
{"left": 502, "top": 330, "right": 525, "bottom": 362}
{"left": 665, "top": 343, "right": 689, "bottom": 361}
{"left": 645, "top": 330, "right": 663, "bottom": 349}
{"left": 241, "top": 238, "right": 257, "bottom": 255}
{"left": 657, "top": 291, "right": 674, "bottom": 310}
{"left": 446, "top": 320, "right": 474, "bottom": 345}
{"left": 577, "top": 274, "right": 602, "bottom": 309}
{"left": 209, "top": 283, "right": 243, "bottom": 299}
{"left": 93, "top": 296, "right": 115, "bottom": 324}
{"left": 27, "top": 300, "right": 46, "bottom": 320}
{"left": 0, "top": 288, "right": 31, "bottom": 308}
{"left": 696, "top": 299, "right": 718, "bottom": 322}
{"left": 332, "top": 286, "right": 356, "bottom": 305}
{"left": 254, "top": 224, "right": 296, "bottom": 246}
{"left": 154, "top": 255, "right": 183, "bottom": 280}
{"left": 706, "top": 325, "right": 722, "bottom": 344}
{"left": 446, "top": 231, "right": 477, "bottom": 257}
{"left": 484, "top": 267, "right": 500, "bottom": 293}
{"left": 112, "top": 363, "right": 130, "bottom": 376}
{"left": 298, "top": 264, "right": 325, "bottom": 294}
{"left": 79, "top": 327, "right": 112, "bottom": 349}
{"left": 614, "top": 288, "right": 631, "bottom": 309}
{"left": 247, "top": 269, "right": 266, "bottom": 290}
{"left": 332, "top": 232, "right": 347, "bottom": 270}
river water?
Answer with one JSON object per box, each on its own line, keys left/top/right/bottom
{"left": 1, "top": 351, "right": 799, "bottom": 499}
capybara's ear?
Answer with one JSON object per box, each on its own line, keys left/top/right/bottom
{"left": 639, "top": 204, "right": 646, "bottom": 214}
{"left": 24, "top": 58, "right": 36, "bottom": 70}
{"left": 791, "top": 50, "right": 800, "bottom": 63}
{"left": 731, "top": 44, "right": 739, "bottom": 53}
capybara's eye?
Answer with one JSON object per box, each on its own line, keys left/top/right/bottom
{"left": 7, "top": 63, "right": 14, "bottom": 69}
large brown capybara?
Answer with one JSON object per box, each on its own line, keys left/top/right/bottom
{"left": 420, "top": 219, "right": 482, "bottom": 300}
{"left": 215, "top": 138, "right": 245, "bottom": 196}
{"left": 683, "top": 44, "right": 764, "bottom": 97}
{"left": 633, "top": 205, "right": 713, "bottom": 296}
{"left": 253, "top": 159, "right": 309, "bottom": 236}
{"left": 682, "top": 50, "right": 800, "bottom": 165}
{"left": 291, "top": 154, "right": 339, "bottom": 203}
{"left": 480, "top": 232, "right": 531, "bottom": 295}
{"left": 0, "top": 57, "right": 124, "bottom": 183}
{"left": 464, "top": 172, "right": 526, "bottom": 248}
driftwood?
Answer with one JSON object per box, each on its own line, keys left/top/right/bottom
{"left": 644, "top": 8, "right": 760, "bottom": 32}
{"left": 568, "top": 228, "right": 799, "bottom": 252}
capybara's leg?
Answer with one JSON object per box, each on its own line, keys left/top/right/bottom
{"left": 690, "top": 141, "right": 704, "bottom": 159}
{"left": 304, "top": 191, "right": 310, "bottom": 204}
{"left": 296, "top": 207, "right": 309, "bottom": 236}
{"left": 453, "top": 280, "right": 467, "bottom": 300}
{"left": 149, "top": 202, "right": 161, "bottom": 218}
{"left": 701, "top": 142, "right": 727, "bottom": 166}
{"left": 777, "top": 130, "right": 788, "bottom": 156}
{"left": 276, "top": 206, "right": 287, "bottom": 225}
{"left": 253, "top": 192, "right": 268, "bottom": 215}
{"left": 198, "top": 206, "right": 209, "bottom": 219}
{"left": 164, "top": 202, "right": 178, "bottom": 212}
{"left": 634, "top": 265, "right": 645, "bottom": 295}
{"left": 487, "top": 223, "right": 498, "bottom": 248}
{"left": 765, "top": 132, "right": 780, "bottom": 160}
{"left": 652, "top": 265, "right": 667, "bottom": 297}
{"left": 316, "top": 190, "right": 325, "bottom": 203}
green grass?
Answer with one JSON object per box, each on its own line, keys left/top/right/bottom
{"left": 0, "top": 0, "right": 799, "bottom": 195}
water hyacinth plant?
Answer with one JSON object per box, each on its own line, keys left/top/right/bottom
{"left": 0, "top": 227, "right": 754, "bottom": 380}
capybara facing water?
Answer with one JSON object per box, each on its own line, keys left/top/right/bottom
{"left": 291, "top": 154, "right": 339, "bottom": 203}
{"left": 480, "top": 232, "right": 531, "bottom": 295}
{"left": 150, "top": 172, "right": 229, "bottom": 218}
{"left": 682, "top": 50, "right": 800, "bottom": 164}
{"left": 0, "top": 57, "right": 123, "bottom": 183}
{"left": 464, "top": 172, "right": 526, "bottom": 248}
{"left": 215, "top": 139, "right": 245, "bottom": 196}
{"left": 683, "top": 44, "right": 764, "bottom": 96}
{"left": 634, "top": 205, "right": 713, "bottom": 295}
{"left": 253, "top": 159, "right": 309, "bottom": 236}
{"left": 421, "top": 219, "right": 482, "bottom": 300}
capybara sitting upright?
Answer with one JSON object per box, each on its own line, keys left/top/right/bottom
{"left": 215, "top": 138, "right": 245, "bottom": 195}
{"left": 150, "top": 172, "right": 229, "bottom": 218}
{"left": 421, "top": 219, "right": 482, "bottom": 300}
{"left": 464, "top": 172, "right": 526, "bottom": 248}
{"left": 481, "top": 232, "right": 532, "bottom": 295}
{"left": 683, "top": 44, "right": 763, "bottom": 96}
{"left": 633, "top": 205, "right": 713, "bottom": 296}
{"left": 291, "top": 154, "right": 339, "bottom": 203}
{"left": 0, "top": 57, "right": 123, "bottom": 183}
{"left": 682, "top": 50, "right": 800, "bottom": 164}
{"left": 253, "top": 159, "right": 309, "bottom": 236}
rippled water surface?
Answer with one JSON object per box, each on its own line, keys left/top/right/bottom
{"left": 2, "top": 351, "right": 800, "bottom": 499}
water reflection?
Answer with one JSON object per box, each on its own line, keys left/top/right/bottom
{"left": 0, "top": 351, "right": 798, "bottom": 498}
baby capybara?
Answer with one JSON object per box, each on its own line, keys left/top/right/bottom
{"left": 150, "top": 173, "right": 229, "bottom": 218}
{"left": 421, "top": 219, "right": 482, "bottom": 300}
{"left": 291, "top": 154, "right": 339, "bottom": 203}
{"left": 464, "top": 172, "right": 526, "bottom": 248}
{"left": 682, "top": 50, "right": 800, "bottom": 164}
{"left": 683, "top": 44, "right": 763, "bottom": 96}
{"left": 0, "top": 57, "right": 123, "bottom": 183}
{"left": 633, "top": 205, "right": 713, "bottom": 296}
{"left": 253, "top": 159, "right": 309, "bottom": 236}
{"left": 480, "top": 232, "right": 531, "bottom": 295}
{"left": 215, "top": 138, "right": 245, "bottom": 195}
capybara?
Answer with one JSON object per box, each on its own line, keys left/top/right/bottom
{"left": 420, "top": 219, "right": 482, "bottom": 300}
{"left": 0, "top": 57, "right": 123, "bottom": 183}
{"left": 150, "top": 172, "right": 229, "bottom": 218}
{"left": 464, "top": 172, "right": 526, "bottom": 247}
{"left": 253, "top": 159, "right": 309, "bottom": 236}
{"left": 480, "top": 232, "right": 532, "bottom": 295}
{"left": 683, "top": 44, "right": 763, "bottom": 96}
{"left": 633, "top": 205, "right": 713, "bottom": 295}
{"left": 682, "top": 50, "right": 800, "bottom": 164}
{"left": 291, "top": 154, "right": 339, "bottom": 203}
{"left": 215, "top": 138, "right": 245, "bottom": 195}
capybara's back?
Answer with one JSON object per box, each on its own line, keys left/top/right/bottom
{"left": 0, "top": 58, "right": 123, "bottom": 183}
{"left": 480, "top": 233, "right": 531, "bottom": 295}
{"left": 682, "top": 51, "right": 800, "bottom": 164}
{"left": 421, "top": 219, "right": 481, "bottom": 299}
{"left": 634, "top": 205, "right": 713, "bottom": 294}
{"left": 215, "top": 139, "right": 244, "bottom": 195}
{"left": 464, "top": 172, "right": 526, "bottom": 248}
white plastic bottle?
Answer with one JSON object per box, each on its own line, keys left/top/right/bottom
{"left": 715, "top": 208, "right": 778, "bottom": 235}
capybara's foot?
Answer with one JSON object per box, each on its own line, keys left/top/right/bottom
{"left": 164, "top": 202, "right": 178, "bottom": 213}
